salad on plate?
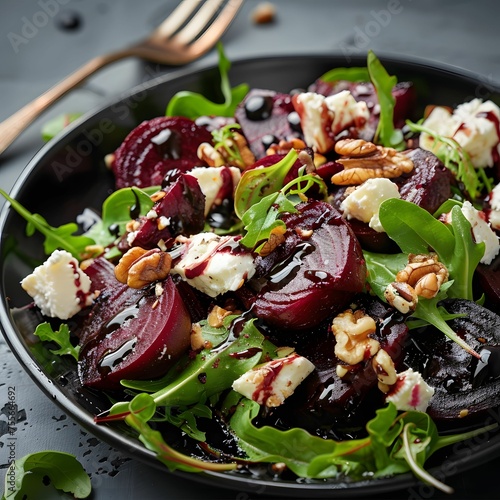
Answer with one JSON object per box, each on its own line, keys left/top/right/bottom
{"left": 3, "top": 48, "right": 500, "bottom": 493}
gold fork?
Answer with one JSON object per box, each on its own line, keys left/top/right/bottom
{"left": 0, "top": 0, "right": 244, "bottom": 156}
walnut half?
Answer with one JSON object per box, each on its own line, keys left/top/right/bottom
{"left": 331, "top": 139, "right": 414, "bottom": 185}
{"left": 331, "top": 309, "right": 380, "bottom": 365}
{"left": 115, "top": 247, "right": 172, "bottom": 289}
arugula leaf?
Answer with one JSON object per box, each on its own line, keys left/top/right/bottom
{"left": 378, "top": 199, "right": 484, "bottom": 300}
{"left": 0, "top": 188, "right": 95, "bottom": 259}
{"left": 409, "top": 283, "right": 480, "bottom": 357}
{"left": 319, "top": 66, "right": 370, "bottom": 83}
{"left": 230, "top": 400, "right": 496, "bottom": 491}
{"left": 123, "top": 394, "right": 236, "bottom": 473}
{"left": 230, "top": 398, "right": 349, "bottom": 479}
{"left": 405, "top": 120, "right": 485, "bottom": 199}
{"left": 367, "top": 50, "right": 404, "bottom": 149}
{"left": 33, "top": 322, "right": 80, "bottom": 361}
{"left": 162, "top": 403, "right": 212, "bottom": 442}
{"left": 165, "top": 43, "right": 249, "bottom": 119}
{"left": 84, "top": 186, "right": 157, "bottom": 248}
{"left": 239, "top": 171, "right": 327, "bottom": 253}
{"left": 234, "top": 149, "right": 298, "bottom": 219}
{"left": 2, "top": 451, "right": 91, "bottom": 499}
{"left": 366, "top": 199, "right": 484, "bottom": 356}
{"left": 42, "top": 113, "right": 82, "bottom": 142}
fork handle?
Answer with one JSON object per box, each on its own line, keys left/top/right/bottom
{"left": 0, "top": 49, "right": 131, "bottom": 156}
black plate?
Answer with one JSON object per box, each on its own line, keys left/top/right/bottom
{"left": 2, "top": 54, "right": 500, "bottom": 498}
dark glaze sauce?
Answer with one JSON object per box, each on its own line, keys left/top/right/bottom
{"left": 267, "top": 242, "right": 314, "bottom": 289}
{"left": 98, "top": 337, "right": 137, "bottom": 375}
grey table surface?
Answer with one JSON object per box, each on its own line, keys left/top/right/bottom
{"left": 1, "top": 1, "right": 500, "bottom": 499}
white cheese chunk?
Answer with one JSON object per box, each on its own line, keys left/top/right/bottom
{"left": 385, "top": 368, "right": 434, "bottom": 412}
{"left": 421, "top": 99, "right": 500, "bottom": 168}
{"left": 171, "top": 232, "right": 255, "bottom": 297}
{"left": 293, "top": 90, "right": 369, "bottom": 153}
{"left": 232, "top": 354, "right": 315, "bottom": 407}
{"left": 340, "top": 178, "right": 400, "bottom": 232}
{"left": 188, "top": 166, "right": 241, "bottom": 216}
{"left": 21, "top": 249, "right": 94, "bottom": 320}
{"left": 460, "top": 201, "right": 500, "bottom": 264}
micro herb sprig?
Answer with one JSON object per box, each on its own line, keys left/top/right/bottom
{"left": 211, "top": 123, "right": 244, "bottom": 166}
{"left": 405, "top": 120, "right": 491, "bottom": 200}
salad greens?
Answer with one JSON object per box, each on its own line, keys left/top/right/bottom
{"left": 367, "top": 50, "right": 405, "bottom": 150}
{"left": 229, "top": 399, "right": 496, "bottom": 492}
{"left": 0, "top": 188, "right": 94, "bottom": 260}
{"left": 2, "top": 451, "right": 91, "bottom": 500}
{"left": 165, "top": 43, "right": 249, "bottom": 119}
{"left": 319, "top": 65, "right": 370, "bottom": 83}
{"left": 84, "top": 186, "right": 157, "bottom": 249}
{"left": 365, "top": 198, "right": 484, "bottom": 357}
{"left": 103, "top": 317, "right": 276, "bottom": 416}
{"left": 33, "top": 322, "right": 80, "bottom": 362}
{"left": 233, "top": 148, "right": 325, "bottom": 251}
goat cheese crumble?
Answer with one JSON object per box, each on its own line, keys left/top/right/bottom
{"left": 232, "top": 354, "right": 315, "bottom": 407}
{"left": 420, "top": 99, "right": 500, "bottom": 168}
{"left": 293, "top": 90, "right": 369, "bottom": 153}
{"left": 386, "top": 368, "right": 435, "bottom": 412}
{"left": 340, "top": 178, "right": 400, "bottom": 232}
{"left": 171, "top": 232, "right": 256, "bottom": 297}
{"left": 21, "top": 249, "right": 94, "bottom": 319}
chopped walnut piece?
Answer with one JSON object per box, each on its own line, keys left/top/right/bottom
{"left": 385, "top": 253, "right": 449, "bottom": 313}
{"left": 331, "top": 139, "right": 414, "bottom": 185}
{"left": 207, "top": 305, "right": 234, "bottom": 328}
{"left": 259, "top": 225, "right": 286, "bottom": 256}
{"left": 115, "top": 247, "right": 172, "bottom": 289}
{"left": 372, "top": 349, "right": 397, "bottom": 386}
{"left": 190, "top": 322, "right": 213, "bottom": 351}
{"left": 396, "top": 253, "right": 449, "bottom": 299}
{"left": 331, "top": 309, "right": 380, "bottom": 365}
{"left": 150, "top": 190, "right": 166, "bottom": 203}
{"left": 197, "top": 142, "right": 225, "bottom": 167}
{"left": 232, "top": 132, "right": 257, "bottom": 168}
{"left": 384, "top": 282, "right": 418, "bottom": 314}
{"left": 335, "top": 138, "right": 378, "bottom": 157}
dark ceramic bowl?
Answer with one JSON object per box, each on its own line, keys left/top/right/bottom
{"left": 1, "top": 54, "right": 500, "bottom": 498}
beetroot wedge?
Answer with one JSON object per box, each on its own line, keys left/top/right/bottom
{"left": 404, "top": 299, "right": 500, "bottom": 425}
{"left": 240, "top": 201, "right": 366, "bottom": 330}
{"left": 127, "top": 173, "right": 205, "bottom": 251}
{"left": 78, "top": 274, "right": 191, "bottom": 390}
{"left": 111, "top": 116, "right": 212, "bottom": 189}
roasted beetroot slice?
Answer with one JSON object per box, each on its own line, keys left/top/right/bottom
{"left": 111, "top": 116, "right": 212, "bottom": 189}
{"left": 404, "top": 299, "right": 500, "bottom": 425}
{"left": 78, "top": 276, "right": 191, "bottom": 390}
{"left": 241, "top": 201, "right": 366, "bottom": 330}
{"left": 398, "top": 148, "right": 453, "bottom": 213}
{"left": 327, "top": 148, "right": 452, "bottom": 252}
{"left": 234, "top": 89, "right": 299, "bottom": 159}
{"left": 268, "top": 295, "right": 408, "bottom": 433}
{"left": 130, "top": 174, "right": 205, "bottom": 250}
